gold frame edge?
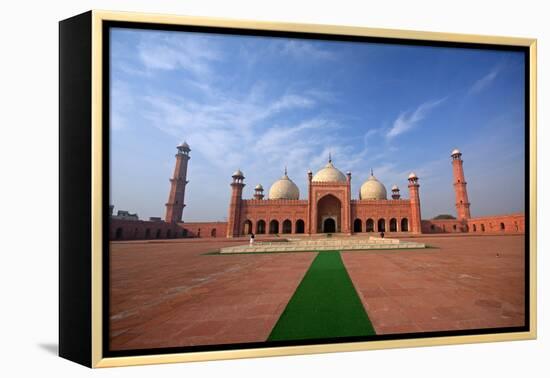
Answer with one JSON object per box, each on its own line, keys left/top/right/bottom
{"left": 91, "top": 10, "right": 104, "bottom": 368}
{"left": 89, "top": 9, "right": 537, "bottom": 368}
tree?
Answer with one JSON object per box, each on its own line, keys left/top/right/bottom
{"left": 432, "top": 214, "right": 456, "bottom": 220}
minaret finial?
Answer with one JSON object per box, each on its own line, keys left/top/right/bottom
{"left": 371, "top": 168, "right": 374, "bottom": 176}
{"left": 328, "top": 152, "right": 332, "bottom": 163}
{"left": 284, "top": 166, "right": 288, "bottom": 176}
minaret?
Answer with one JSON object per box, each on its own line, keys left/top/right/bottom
{"left": 226, "top": 169, "right": 245, "bottom": 238}
{"left": 253, "top": 184, "right": 264, "bottom": 200}
{"left": 408, "top": 172, "right": 422, "bottom": 234}
{"left": 345, "top": 170, "right": 352, "bottom": 235}
{"left": 307, "top": 169, "right": 313, "bottom": 234}
{"left": 391, "top": 185, "right": 401, "bottom": 200}
{"left": 451, "top": 148, "right": 471, "bottom": 220}
{"left": 165, "top": 141, "right": 190, "bottom": 223}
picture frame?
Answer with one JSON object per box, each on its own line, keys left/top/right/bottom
{"left": 59, "top": 10, "right": 537, "bottom": 368}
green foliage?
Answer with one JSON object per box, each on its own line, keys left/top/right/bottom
{"left": 432, "top": 214, "right": 456, "bottom": 220}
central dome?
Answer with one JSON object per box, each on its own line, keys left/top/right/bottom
{"left": 312, "top": 159, "right": 347, "bottom": 183}
{"left": 360, "top": 172, "right": 387, "bottom": 200}
{"left": 268, "top": 170, "right": 300, "bottom": 200}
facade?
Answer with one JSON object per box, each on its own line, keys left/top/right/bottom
{"left": 223, "top": 157, "right": 420, "bottom": 238}
{"left": 109, "top": 143, "right": 525, "bottom": 240}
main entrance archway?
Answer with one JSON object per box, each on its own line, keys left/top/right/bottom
{"left": 317, "top": 194, "right": 341, "bottom": 233}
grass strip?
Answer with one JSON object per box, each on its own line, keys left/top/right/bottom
{"left": 268, "top": 251, "right": 375, "bottom": 341}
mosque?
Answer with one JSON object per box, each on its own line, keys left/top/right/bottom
{"left": 110, "top": 142, "right": 525, "bottom": 240}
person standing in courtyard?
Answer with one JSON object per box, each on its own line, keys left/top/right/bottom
{"left": 250, "top": 232, "right": 255, "bottom": 245}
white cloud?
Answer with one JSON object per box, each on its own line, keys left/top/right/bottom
{"left": 469, "top": 67, "right": 500, "bottom": 94}
{"left": 386, "top": 97, "right": 446, "bottom": 139}
{"left": 137, "top": 33, "right": 222, "bottom": 79}
{"left": 140, "top": 89, "right": 321, "bottom": 172}
{"left": 110, "top": 80, "right": 135, "bottom": 131}
{"left": 279, "top": 40, "right": 336, "bottom": 61}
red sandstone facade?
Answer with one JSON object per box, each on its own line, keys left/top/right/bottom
{"left": 109, "top": 144, "right": 525, "bottom": 240}
{"left": 222, "top": 167, "right": 420, "bottom": 238}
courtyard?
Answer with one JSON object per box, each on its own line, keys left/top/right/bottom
{"left": 109, "top": 234, "right": 525, "bottom": 351}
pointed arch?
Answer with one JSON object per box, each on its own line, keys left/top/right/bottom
{"left": 366, "top": 218, "right": 374, "bottom": 232}
{"left": 256, "top": 220, "right": 266, "bottom": 234}
{"left": 295, "top": 219, "right": 305, "bottom": 234}
{"left": 269, "top": 219, "right": 279, "bottom": 234}
{"left": 401, "top": 218, "right": 409, "bottom": 232}
{"left": 389, "top": 218, "right": 397, "bottom": 232}
{"left": 243, "top": 220, "right": 253, "bottom": 235}
{"left": 353, "top": 218, "right": 362, "bottom": 232}
{"left": 377, "top": 218, "right": 386, "bottom": 232}
{"left": 282, "top": 219, "right": 292, "bottom": 234}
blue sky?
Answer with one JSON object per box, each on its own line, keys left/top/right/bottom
{"left": 110, "top": 28, "right": 525, "bottom": 222}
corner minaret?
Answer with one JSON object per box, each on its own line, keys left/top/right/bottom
{"left": 408, "top": 172, "right": 422, "bottom": 234}
{"left": 253, "top": 184, "right": 264, "bottom": 200}
{"left": 165, "top": 141, "right": 190, "bottom": 223}
{"left": 226, "top": 169, "right": 245, "bottom": 238}
{"left": 451, "top": 148, "right": 471, "bottom": 220}
{"left": 391, "top": 185, "right": 401, "bottom": 200}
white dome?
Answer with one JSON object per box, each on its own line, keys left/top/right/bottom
{"left": 451, "top": 148, "right": 461, "bottom": 156}
{"left": 232, "top": 169, "right": 244, "bottom": 177}
{"left": 391, "top": 184, "right": 399, "bottom": 191}
{"left": 408, "top": 172, "right": 417, "bottom": 179}
{"left": 255, "top": 184, "right": 264, "bottom": 190}
{"left": 269, "top": 172, "right": 300, "bottom": 200}
{"left": 360, "top": 174, "right": 387, "bottom": 200}
{"left": 312, "top": 161, "right": 347, "bottom": 183}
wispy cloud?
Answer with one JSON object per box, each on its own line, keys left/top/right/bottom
{"left": 386, "top": 97, "right": 447, "bottom": 139}
{"left": 279, "top": 40, "right": 336, "bottom": 61}
{"left": 141, "top": 90, "right": 320, "bottom": 170}
{"left": 110, "top": 80, "right": 135, "bottom": 130}
{"left": 137, "top": 33, "right": 222, "bottom": 78}
{"left": 110, "top": 29, "right": 524, "bottom": 221}
{"left": 468, "top": 66, "right": 500, "bottom": 94}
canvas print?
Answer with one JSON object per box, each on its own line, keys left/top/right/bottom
{"left": 108, "top": 26, "right": 527, "bottom": 353}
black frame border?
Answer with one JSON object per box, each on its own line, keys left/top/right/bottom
{"left": 101, "top": 19, "right": 531, "bottom": 359}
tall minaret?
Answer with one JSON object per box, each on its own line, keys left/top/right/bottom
{"left": 307, "top": 169, "right": 313, "bottom": 235}
{"left": 165, "top": 141, "right": 190, "bottom": 223}
{"left": 408, "top": 172, "right": 422, "bottom": 234}
{"left": 226, "top": 169, "right": 245, "bottom": 238}
{"left": 451, "top": 148, "right": 471, "bottom": 220}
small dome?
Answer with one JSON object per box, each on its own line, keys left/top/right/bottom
{"left": 360, "top": 174, "right": 387, "bottom": 200}
{"left": 451, "top": 148, "right": 461, "bottom": 156}
{"left": 178, "top": 141, "right": 191, "bottom": 151}
{"left": 312, "top": 160, "right": 347, "bottom": 183}
{"left": 269, "top": 171, "right": 300, "bottom": 200}
{"left": 408, "top": 172, "right": 417, "bottom": 179}
{"left": 232, "top": 169, "right": 244, "bottom": 177}
{"left": 255, "top": 184, "right": 264, "bottom": 191}
{"left": 391, "top": 184, "right": 399, "bottom": 191}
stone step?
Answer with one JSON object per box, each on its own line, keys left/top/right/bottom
{"left": 220, "top": 240, "right": 426, "bottom": 254}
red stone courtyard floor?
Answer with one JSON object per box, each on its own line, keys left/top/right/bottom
{"left": 109, "top": 234, "right": 525, "bottom": 351}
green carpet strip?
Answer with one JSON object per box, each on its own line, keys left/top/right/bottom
{"left": 268, "top": 251, "right": 375, "bottom": 341}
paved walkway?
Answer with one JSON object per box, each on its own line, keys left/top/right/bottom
{"left": 109, "top": 234, "right": 525, "bottom": 350}
{"left": 109, "top": 240, "right": 315, "bottom": 350}
{"left": 343, "top": 235, "right": 525, "bottom": 334}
